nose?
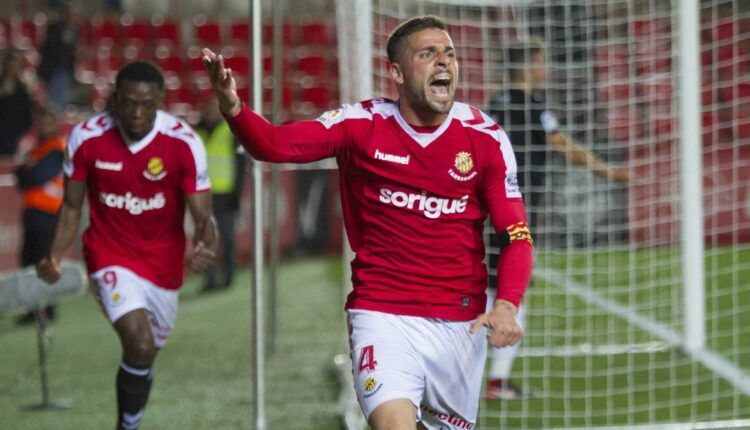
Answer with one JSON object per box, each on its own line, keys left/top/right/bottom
{"left": 131, "top": 104, "right": 147, "bottom": 120}
{"left": 436, "top": 50, "right": 452, "bottom": 68}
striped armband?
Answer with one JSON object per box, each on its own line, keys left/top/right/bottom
{"left": 506, "top": 221, "right": 534, "bottom": 246}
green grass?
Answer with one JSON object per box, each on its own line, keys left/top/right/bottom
{"left": 0, "top": 257, "right": 347, "bottom": 430}
{"left": 480, "top": 246, "right": 750, "bottom": 429}
{"left": 3, "top": 248, "right": 750, "bottom": 429}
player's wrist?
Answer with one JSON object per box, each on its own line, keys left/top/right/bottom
{"left": 493, "top": 299, "right": 518, "bottom": 313}
{"left": 220, "top": 97, "right": 242, "bottom": 117}
{"left": 46, "top": 252, "right": 61, "bottom": 264}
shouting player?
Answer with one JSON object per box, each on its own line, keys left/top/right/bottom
{"left": 36, "top": 61, "right": 217, "bottom": 430}
{"left": 204, "top": 15, "right": 533, "bottom": 430}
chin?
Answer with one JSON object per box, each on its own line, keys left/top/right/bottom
{"left": 126, "top": 129, "right": 148, "bottom": 140}
{"left": 427, "top": 99, "right": 453, "bottom": 114}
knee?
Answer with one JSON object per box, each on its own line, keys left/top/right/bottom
{"left": 124, "top": 337, "right": 157, "bottom": 365}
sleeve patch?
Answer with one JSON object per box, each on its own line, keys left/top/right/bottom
{"left": 505, "top": 173, "right": 520, "bottom": 197}
{"left": 316, "top": 108, "right": 344, "bottom": 129}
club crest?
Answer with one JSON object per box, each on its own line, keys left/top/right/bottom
{"left": 143, "top": 157, "right": 167, "bottom": 181}
{"left": 449, "top": 151, "right": 478, "bottom": 182}
{"left": 454, "top": 152, "right": 473, "bottom": 174}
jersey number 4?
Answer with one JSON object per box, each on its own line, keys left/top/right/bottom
{"left": 358, "top": 345, "right": 378, "bottom": 373}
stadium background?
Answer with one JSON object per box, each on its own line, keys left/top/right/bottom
{"left": 1, "top": 0, "right": 750, "bottom": 429}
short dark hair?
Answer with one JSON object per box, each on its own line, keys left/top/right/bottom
{"left": 505, "top": 38, "right": 546, "bottom": 83}
{"left": 115, "top": 61, "right": 164, "bottom": 92}
{"left": 386, "top": 15, "right": 448, "bottom": 63}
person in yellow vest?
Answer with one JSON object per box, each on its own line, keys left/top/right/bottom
{"left": 15, "top": 106, "right": 65, "bottom": 323}
{"left": 197, "top": 100, "right": 244, "bottom": 292}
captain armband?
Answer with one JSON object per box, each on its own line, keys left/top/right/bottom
{"left": 506, "top": 221, "right": 534, "bottom": 247}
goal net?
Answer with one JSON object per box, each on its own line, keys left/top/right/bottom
{"left": 337, "top": 0, "right": 750, "bottom": 428}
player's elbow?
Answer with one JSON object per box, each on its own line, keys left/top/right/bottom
{"left": 245, "top": 145, "right": 289, "bottom": 163}
{"left": 235, "top": 139, "right": 279, "bottom": 163}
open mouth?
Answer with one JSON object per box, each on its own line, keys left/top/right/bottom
{"left": 429, "top": 74, "right": 452, "bottom": 99}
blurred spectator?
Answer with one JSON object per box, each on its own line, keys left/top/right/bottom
{"left": 484, "top": 38, "right": 629, "bottom": 400}
{"left": 0, "top": 50, "right": 33, "bottom": 156}
{"left": 38, "top": 1, "right": 79, "bottom": 109}
{"left": 15, "top": 106, "right": 65, "bottom": 324}
{"left": 197, "top": 100, "right": 244, "bottom": 292}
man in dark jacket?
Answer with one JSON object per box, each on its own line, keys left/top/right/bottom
{"left": 0, "top": 50, "right": 33, "bottom": 156}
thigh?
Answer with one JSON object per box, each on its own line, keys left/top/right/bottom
{"left": 142, "top": 280, "right": 179, "bottom": 348}
{"left": 90, "top": 266, "right": 178, "bottom": 348}
{"left": 419, "top": 319, "right": 487, "bottom": 430}
{"left": 347, "top": 310, "right": 424, "bottom": 421}
{"left": 91, "top": 266, "right": 149, "bottom": 325}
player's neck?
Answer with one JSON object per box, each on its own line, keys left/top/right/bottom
{"left": 397, "top": 100, "right": 449, "bottom": 127}
{"left": 118, "top": 125, "right": 150, "bottom": 144}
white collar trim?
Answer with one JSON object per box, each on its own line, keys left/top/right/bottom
{"left": 393, "top": 104, "right": 454, "bottom": 148}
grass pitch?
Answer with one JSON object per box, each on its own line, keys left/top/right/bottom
{"left": 0, "top": 257, "right": 347, "bottom": 430}
{"left": 3, "top": 248, "right": 750, "bottom": 429}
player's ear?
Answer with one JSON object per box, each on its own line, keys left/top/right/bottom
{"left": 389, "top": 62, "right": 405, "bottom": 85}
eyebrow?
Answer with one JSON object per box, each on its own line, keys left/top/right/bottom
{"left": 418, "top": 45, "right": 455, "bottom": 53}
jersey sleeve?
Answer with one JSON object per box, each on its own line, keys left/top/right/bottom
{"left": 225, "top": 103, "right": 354, "bottom": 163}
{"left": 64, "top": 121, "right": 90, "bottom": 182}
{"left": 480, "top": 128, "right": 525, "bottom": 229}
{"left": 480, "top": 128, "right": 533, "bottom": 307}
{"left": 175, "top": 121, "right": 211, "bottom": 193}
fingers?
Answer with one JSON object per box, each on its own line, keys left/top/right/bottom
{"left": 36, "top": 258, "right": 61, "bottom": 284}
{"left": 469, "top": 314, "right": 489, "bottom": 333}
{"left": 471, "top": 313, "right": 524, "bottom": 347}
{"left": 487, "top": 323, "right": 524, "bottom": 348}
{"left": 201, "top": 47, "right": 217, "bottom": 60}
{"left": 201, "top": 50, "right": 228, "bottom": 84}
{"left": 191, "top": 242, "right": 216, "bottom": 272}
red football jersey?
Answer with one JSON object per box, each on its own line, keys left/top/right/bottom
{"left": 227, "top": 99, "right": 528, "bottom": 320}
{"left": 65, "top": 110, "right": 210, "bottom": 290}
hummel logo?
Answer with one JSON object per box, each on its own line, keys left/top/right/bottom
{"left": 95, "top": 160, "right": 123, "bottom": 171}
{"left": 374, "top": 149, "right": 410, "bottom": 165}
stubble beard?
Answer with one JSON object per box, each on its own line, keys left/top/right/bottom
{"left": 411, "top": 81, "right": 454, "bottom": 116}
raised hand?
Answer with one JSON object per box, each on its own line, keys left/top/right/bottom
{"left": 201, "top": 48, "right": 241, "bottom": 116}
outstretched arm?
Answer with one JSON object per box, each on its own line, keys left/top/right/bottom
{"left": 548, "top": 131, "right": 629, "bottom": 182}
{"left": 202, "top": 47, "right": 344, "bottom": 164}
{"left": 186, "top": 191, "right": 218, "bottom": 273}
{"left": 36, "top": 178, "right": 86, "bottom": 283}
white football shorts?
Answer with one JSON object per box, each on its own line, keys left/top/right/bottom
{"left": 347, "top": 309, "right": 487, "bottom": 429}
{"left": 90, "top": 266, "right": 178, "bottom": 348}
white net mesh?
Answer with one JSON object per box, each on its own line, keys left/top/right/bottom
{"left": 335, "top": 0, "right": 750, "bottom": 428}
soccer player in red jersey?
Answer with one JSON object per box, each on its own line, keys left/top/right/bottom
{"left": 205, "top": 15, "right": 533, "bottom": 430}
{"left": 36, "top": 61, "right": 217, "bottom": 430}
